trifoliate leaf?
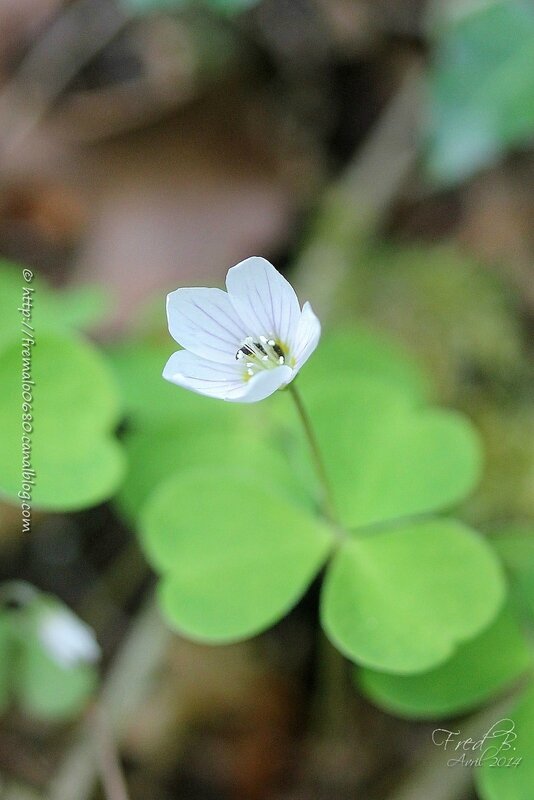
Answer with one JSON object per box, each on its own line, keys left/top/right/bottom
{"left": 141, "top": 469, "right": 333, "bottom": 642}
{"left": 321, "top": 518, "right": 505, "bottom": 673}
{"left": 357, "top": 604, "right": 531, "bottom": 718}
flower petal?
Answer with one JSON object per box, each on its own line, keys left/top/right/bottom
{"left": 163, "top": 350, "right": 244, "bottom": 399}
{"left": 163, "top": 351, "right": 292, "bottom": 403}
{"left": 226, "top": 257, "right": 300, "bottom": 347}
{"left": 166, "top": 287, "right": 248, "bottom": 363}
{"left": 226, "top": 365, "right": 293, "bottom": 403}
{"left": 292, "top": 301, "right": 321, "bottom": 373}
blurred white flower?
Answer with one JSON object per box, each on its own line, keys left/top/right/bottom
{"left": 163, "top": 257, "right": 321, "bottom": 403}
{"left": 38, "top": 608, "right": 101, "bottom": 669}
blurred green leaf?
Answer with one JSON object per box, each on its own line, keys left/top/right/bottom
{"left": 476, "top": 683, "right": 534, "bottom": 799}
{"left": 141, "top": 468, "right": 333, "bottom": 642}
{"left": 492, "top": 526, "right": 534, "bottom": 621}
{"left": 0, "top": 331, "right": 124, "bottom": 510}
{"left": 306, "top": 376, "right": 482, "bottom": 529}
{"left": 48, "top": 285, "right": 112, "bottom": 331}
{"left": 117, "top": 425, "right": 311, "bottom": 521}
{"left": 122, "top": 0, "right": 187, "bottom": 12}
{"left": 321, "top": 518, "right": 505, "bottom": 673}
{"left": 15, "top": 639, "right": 97, "bottom": 720}
{"left": 300, "top": 327, "right": 430, "bottom": 403}
{"left": 357, "top": 604, "right": 531, "bottom": 718}
{"left": 123, "top": 0, "right": 258, "bottom": 15}
{"left": 0, "top": 587, "right": 99, "bottom": 721}
{"left": 427, "top": 0, "right": 534, "bottom": 184}
{"left": 0, "top": 261, "right": 110, "bottom": 347}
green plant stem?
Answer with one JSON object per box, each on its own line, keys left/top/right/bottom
{"left": 288, "top": 383, "right": 350, "bottom": 740}
{"left": 288, "top": 383, "right": 338, "bottom": 525}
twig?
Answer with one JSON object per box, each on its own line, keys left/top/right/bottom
{"left": 0, "top": 781, "right": 43, "bottom": 800}
{"left": 0, "top": 0, "right": 132, "bottom": 164}
{"left": 294, "top": 64, "right": 422, "bottom": 319}
{"left": 90, "top": 707, "right": 131, "bottom": 800}
{"left": 47, "top": 596, "right": 171, "bottom": 800}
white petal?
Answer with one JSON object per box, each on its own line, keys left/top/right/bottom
{"left": 166, "top": 287, "right": 248, "bottom": 363}
{"left": 226, "top": 257, "right": 300, "bottom": 347}
{"left": 226, "top": 365, "right": 293, "bottom": 403}
{"left": 292, "top": 301, "right": 321, "bottom": 373}
{"left": 163, "top": 349, "right": 244, "bottom": 399}
{"left": 39, "top": 609, "right": 100, "bottom": 668}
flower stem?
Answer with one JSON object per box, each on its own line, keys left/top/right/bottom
{"left": 288, "top": 385, "right": 349, "bottom": 744}
{"left": 288, "top": 383, "right": 337, "bottom": 525}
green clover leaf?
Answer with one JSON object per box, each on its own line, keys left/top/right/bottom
{"left": 357, "top": 604, "right": 531, "bottom": 718}
{"left": 305, "top": 376, "right": 482, "bottom": 529}
{"left": 476, "top": 683, "right": 534, "bottom": 800}
{"left": 300, "top": 327, "right": 429, "bottom": 403}
{"left": 321, "top": 518, "right": 505, "bottom": 673}
{"left": 140, "top": 469, "right": 333, "bottom": 642}
{"left": 118, "top": 425, "right": 311, "bottom": 521}
{"left": 492, "top": 526, "right": 534, "bottom": 622}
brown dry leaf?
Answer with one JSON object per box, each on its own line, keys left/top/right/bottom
{"left": 1, "top": 83, "right": 303, "bottom": 330}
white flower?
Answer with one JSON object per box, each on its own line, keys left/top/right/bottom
{"left": 163, "top": 257, "right": 321, "bottom": 403}
{"left": 38, "top": 608, "right": 101, "bottom": 669}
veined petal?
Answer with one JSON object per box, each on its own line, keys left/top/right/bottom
{"left": 292, "top": 301, "right": 321, "bottom": 373}
{"left": 166, "top": 287, "right": 248, "bottom": 363}
{"left": 225, "top": 365, "right": 293, "bottom": 403}
{"left": 226, "top": 257, "right": 300, "bottom": 348}
{"left": 163, "top": 350, "right": 244, "bottom": 399}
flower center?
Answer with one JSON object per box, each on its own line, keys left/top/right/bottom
{"left": 236, "top": 336, "right": 286, "bottom": 378}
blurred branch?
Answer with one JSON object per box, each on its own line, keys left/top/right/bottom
{"left": 0, "top": 0, "right": 132, "bottom": 164}
{"left": 294, "top": 63, "right": 422, "bottom": 319}
{"left": 47, "top": 597, "right": 172, "bottom": 800}
{"left": 0, "top": 780, "right": 43, "bottom": 800}
{"left": 0, "top": 0, "right": 248, "bottom": 156}
{"left": 90, "top": 707, "right": 131, "bottom": 800}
